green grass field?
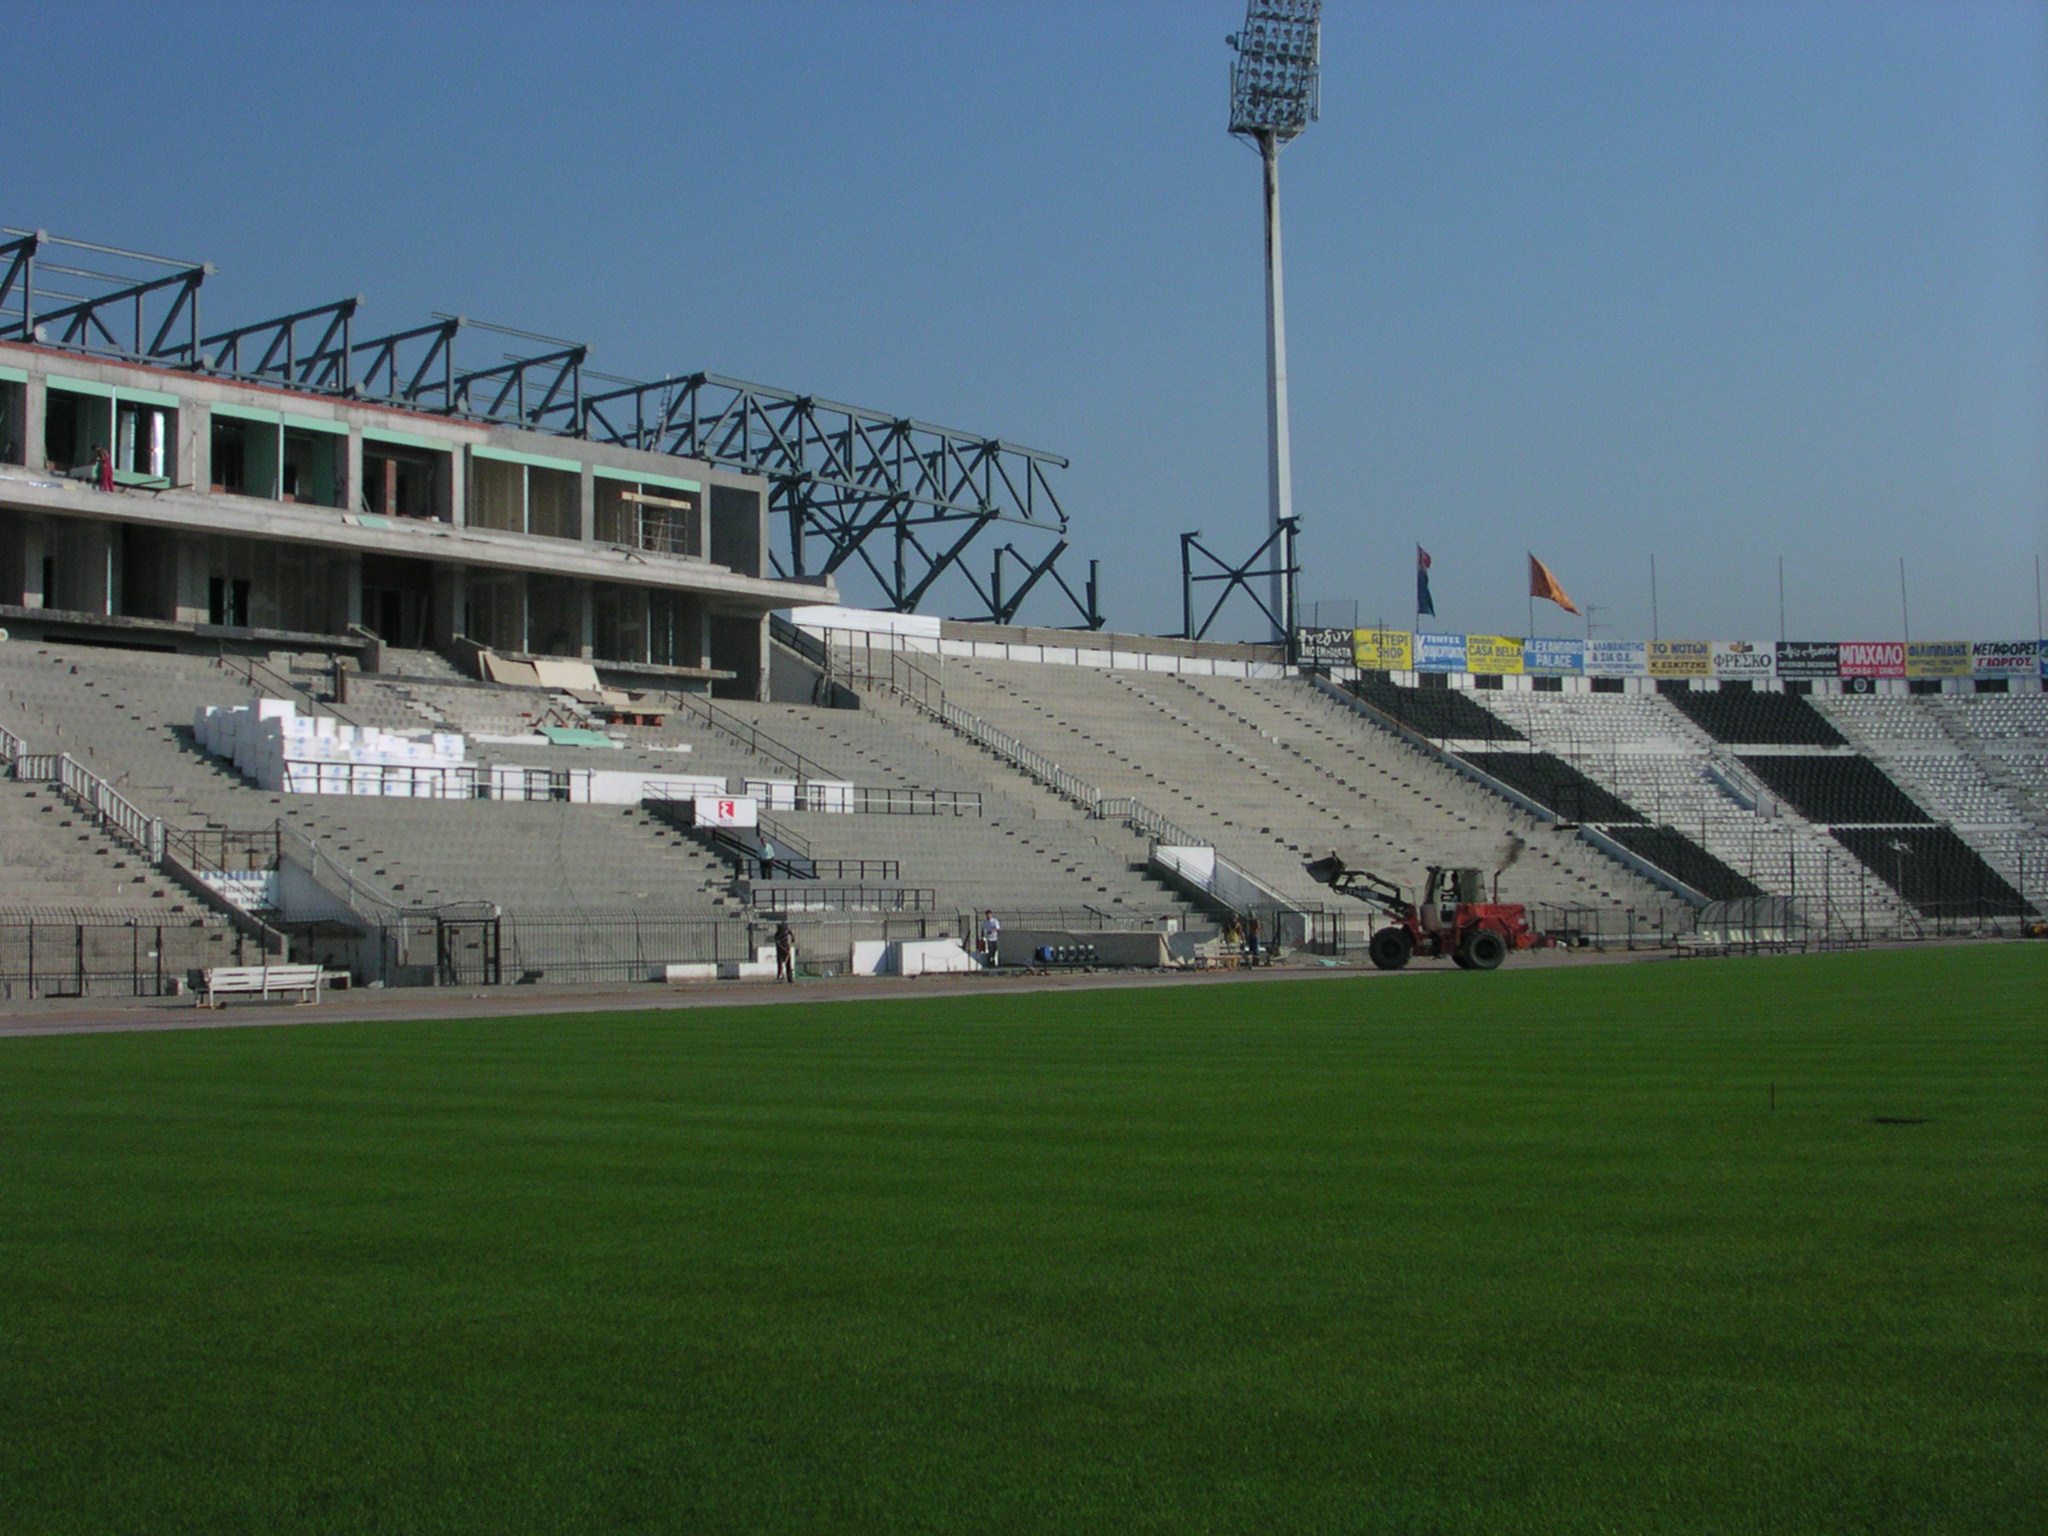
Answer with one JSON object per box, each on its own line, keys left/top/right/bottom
{"left": 2, "top": 947, "right": 2041, "bottom": 1534}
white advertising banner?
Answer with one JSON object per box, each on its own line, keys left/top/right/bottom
{"left": 1586, "top": 640, "right": 1648, "bottom": 677}
{"left": 1971, "top": 640, "right": 2037, "bottom": 678}
{"left": 1712, "top": 641, "right": 1776, "bottom": 680}
{"left": 692, "top": 795, "right": 759, "bottom": 828}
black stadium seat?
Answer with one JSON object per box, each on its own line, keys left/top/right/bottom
{"left": 1346, "top": 676, "right": 1523, "bottom": 741}
{"left": 1599, "top": 825, "right": 1765, "bottom": 901}
{"left": 1667, "top": 688, "right": 1846, "bottom": 746}
{"left": 1831, "top": 826, "right": 2034, "bottom": 918}
{"left": 1462, "top": 753, "right": 1645, "bottom": 824}
{"left": 1740, "top": 755, "right": 1929, "bottom": 825}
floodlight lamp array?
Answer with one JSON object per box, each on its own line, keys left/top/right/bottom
{"left": 1226, "top": 0, "right": 1323, "bottom": 142}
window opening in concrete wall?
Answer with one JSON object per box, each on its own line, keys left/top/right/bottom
{"left": 1591, "top": 675, "right": 1626, "bottom": 694}
{"left": 281, "top": 430, "right": 341, "bottom": 506}
{"left": 709, "top": 613, "right": 760, "bottom": 699}
{"left": 526, "top": 576, "right": 581, "bottom": 656}
{"left": 526, "top": 466, "right": 579, "bottom": 541}
{"left": 1975, "top": 678, "right": 2008, "bottom": 694}
{"left": 469, "top": 456, "right": 522, "bottom": 532}
{"left": 597, "top": 479, "right": 700, "bottom": 557}
{"left": 593, "top": 583, "right": 645, "bottom": 663}
{"left": 211, "top": 417, "right": 278, "bottom": 496}
{"left": 363, "top": 443, "right": 449, "bottom": 520}
{"left": 362, "top": 554, "right": 436, "bottom": 647}
{"left": 0, "top": 380, "right": 23, "bottom": 463}
{"left": 208, "top": 575, "right": 251, "bottom": 628}
{"left": 118, "top": 526, "right": 177, "bottom": 620}
{"left": 650, "top": 591, "right": 703, "bottom": 668}
{"left": 463, "top": 572, "right": 523, "bottom": 653}
{"left": 708, "top": 484, "right": 763, "bottom": 575}
{"left": 1532, "top": 674, "right": 1563, "bottom": 692}
{"left": 44, "top": 388, "right": 111, "bottom": 474}
{"left": 115, "top": 402, "right": 173, "bottom": 484}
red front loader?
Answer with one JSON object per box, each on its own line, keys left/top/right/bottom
{"left": 1304, "top": 854, "right": 1548, "bottom": 971}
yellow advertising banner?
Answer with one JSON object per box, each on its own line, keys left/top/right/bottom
{"left": 1352, "top": 628, "right": 1413, "bottom": 669}
{"left": 1465, "top": 634, "right": 1525, "bottom": 675}
{"left": 1648, "top": 640, "right": 1711, "bottom": 678}
{"left": 1905, "top": 641, "right": 1970, "bottom": 678}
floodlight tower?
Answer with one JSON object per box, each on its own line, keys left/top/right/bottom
{"left": 1227, "top": 0, "right": 1321, "bottom": 643}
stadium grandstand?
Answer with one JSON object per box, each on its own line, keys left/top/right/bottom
{"left": 0, "top": 227, "right": 2042, "bottom": 998}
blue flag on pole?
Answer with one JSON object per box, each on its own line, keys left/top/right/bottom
{"left": 1416, "top": 546, "right": 1435, "bottom": 617}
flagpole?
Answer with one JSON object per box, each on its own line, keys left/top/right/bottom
{"left": 1778, "top": 556, "right": 1786, "bottom": 643}
{"left": 1650, "top": 554, "right": 1659, "bottom": 640}
{"left": 1899, "top": 556, "right": 1910, "bottom": 644}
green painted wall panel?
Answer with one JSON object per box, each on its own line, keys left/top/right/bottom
{"left": 47, "top": 375, "right": 117, "bottom": 400}
{"left": 592, "top": 463, "right": 701, "bottom": 493}
{"left": 473, "top": 444, "right": 583, "bottom": 474}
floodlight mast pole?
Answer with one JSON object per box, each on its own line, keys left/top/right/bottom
{"left": 1228, "top": 2, "right": 1321, "bottom": 646}
{"left": 1260, "top": 130, "right": 1294, "bottom": 646}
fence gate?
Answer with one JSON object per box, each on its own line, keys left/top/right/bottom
{"left": 436, "top": 914, "right": 502, "bottom": 986}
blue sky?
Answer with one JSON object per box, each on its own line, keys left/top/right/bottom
{"left": 7, "top": 1, "right": 2044, "bottom": 640}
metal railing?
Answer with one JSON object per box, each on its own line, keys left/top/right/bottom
{"left": 664, "top": 687, "right": 839, "bottom": 785}
{"left": 0, "top": 917, "right": 250, "bottom": 999}
{"left": 852, "top": 786, "right": 983, "bottom": 817}
{"left": 749, "top": 885, "right": 937, "bottom": 913}
{"left": 162, "top": 826, "right": 282, "bottom": 872}
{"left": 822, "top": 633, "right": 1213, "bottom": 852}
{"left": 54, "top": 754, "right": 165, "bottom": 863}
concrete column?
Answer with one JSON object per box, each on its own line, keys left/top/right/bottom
{"left": 342, "top": 429, "right": 364, "bottom": 513}
{"left": 20, "top": 516, "right": 47, "bottom": 607}
{"left": 21, "top": 375, "right": 46, "bottom": 473}
{"left": 579, "top": 465, "right": 595, "bottom": 543}
{"left": 576, "top": 578, "right": 594, "bottom": 658}
{"left": 70, "top": 521, "right": 113, "bottom": 615}
{"left": 173, "top": 533, "right": 210, "bottom": 623}
{"left": 180, "top": 401, "right": 208, "bottom": 491}
{"left": 447, "top": 447, "right": 466, "bottom": 528}
{"left": 427, "top": 565, "right": 460, "bottom": 647}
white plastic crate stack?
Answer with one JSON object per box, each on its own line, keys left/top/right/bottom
{"left": 195, "top": 698, "right": 470, "bottom": 796}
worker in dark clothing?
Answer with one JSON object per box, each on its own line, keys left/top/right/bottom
{"left": 1246, "top": 913, "right": 1262, "bottom": 967}
{"left": 774, "top": 921, "right": 797, "bottom": 984}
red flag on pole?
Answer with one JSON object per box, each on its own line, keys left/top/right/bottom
{"left": 1529, "top": 554, "right": 1581, "bottom": 615}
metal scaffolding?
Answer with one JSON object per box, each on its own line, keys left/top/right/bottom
{"left": 0, "top": 224, "right": 1102, "bottom": 627}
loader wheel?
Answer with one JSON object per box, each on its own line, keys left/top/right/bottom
{"left": 1460, "top": 927, "right": 1508, "bottom": 971}
{"left": 1368, "top": 927, "right": 1413, "bottom": 971}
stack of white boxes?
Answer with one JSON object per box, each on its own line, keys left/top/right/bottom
{"left": 195, "top": 699, "right": 470, "bottom": 797}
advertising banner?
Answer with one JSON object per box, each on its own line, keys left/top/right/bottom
{"left": 692, "top": 795, "right": 758, "bottom": 829}
{"left": 1524, "top": 637, "right": 1585, "bottom": 675}
{"left": 1465, "top": 634, "right": 1525, "bottom": 675}
{"left": 1648, "top": 640, "right": 1711, "bottom": 678}
{"left": 1586, "top": 639, "right": 1648, "bottom": 677}
{"left": 1414, "top": 632, "right": 1468, "bottom": 672}
{"left": 1352, "top": 628, "right": 1413, "bottom": 670}
{"left": 1711, "top": 641, "right": 1776, "bottom": 681}
{"left": 1293, "top": 627, "right": 1353, "bottom": 668}
{"left": 1777, "top": 641, "right": 1839, "bottom": 679}
{"left": 1839, "top": 641, "right": 1905, "bottom": 678}
{"left": 1905, "top": 641, "right": 1970, "bottom": 679}
{"left": 1970, "top": 640, "right": 2037, "bottom": 678}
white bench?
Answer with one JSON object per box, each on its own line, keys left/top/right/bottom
{"left": 199, "top": 963, "right": 325, "bottom": 1008}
